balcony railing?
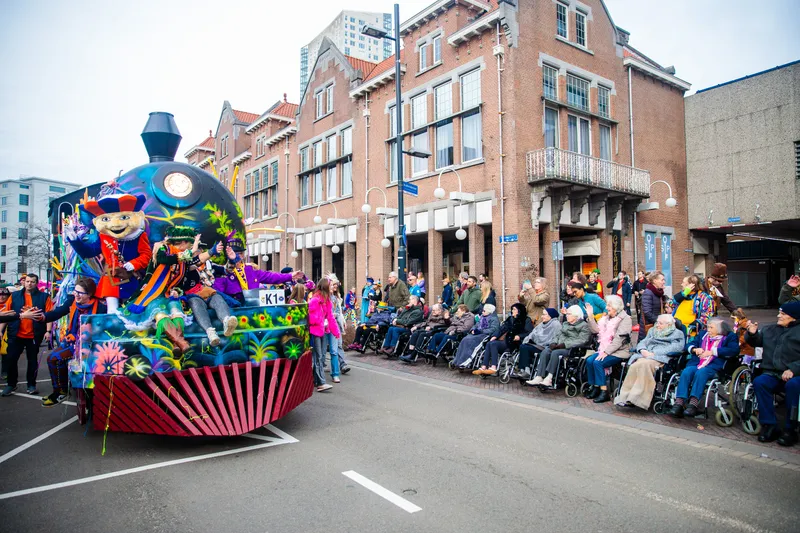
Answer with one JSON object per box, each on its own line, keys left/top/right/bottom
{"left": 526, "top": 147, "right": 650, "bottom": 197}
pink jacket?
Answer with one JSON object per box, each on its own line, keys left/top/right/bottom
{"left": 308, "top": 294, "right": 340, "bottom": 338}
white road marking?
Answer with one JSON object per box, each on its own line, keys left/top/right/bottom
{"left": 645, "top": 492, "right": 774, "bottom": 533}
{"left": 0, "top": 427, "right": 299, "bottom": 500}
{"left": 12, "top": 391, "right": 77, "bottom": 406}
{"left": 0, "top": 416, "right": 78, "bottom": 465}
{"left": 0, "top": 379, "right": 51, "bottom": 385}
{"left": 342, "top": 470, "right": 422, "bottom": 514}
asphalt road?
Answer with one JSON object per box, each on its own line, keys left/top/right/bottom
{"left": 1, "top": 359, "right": 798, "bottom": 533}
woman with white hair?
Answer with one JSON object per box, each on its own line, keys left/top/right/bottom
{"left": 526, "top": 305, "right": 591, "bottom": 387}
{"left": 584, "top": 295, "right": 633, "bottom": 403}
{"left": 452, "top": 304, "right": 500, "bottom": 368}
{"left": 615, "top": 314, "right": 685, "bottom": 409}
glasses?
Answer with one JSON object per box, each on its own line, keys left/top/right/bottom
{"left": 73, "top": 289, "right": 88, "bottom": 296}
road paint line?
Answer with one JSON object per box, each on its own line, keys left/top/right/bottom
{"left": 342, "top": 470, "right": 422, "bottom": 514}
{"left": 0, "top": 416, "right": 78, "bottom": 465}
{"left": 13, "top": 392, "right": 77, "bottom": 406}
{"left": 264, "top": 423, "right": 299, "bottom": 443}
{"left": 0, "top": 379, "right": 51, "bottom": 386}
{"left": 645, "top": 492, "right": 774, "bottom": 533}
{"left": 0, "top": 429, "right": 299, "bottom": 501}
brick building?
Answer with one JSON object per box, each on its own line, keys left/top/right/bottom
{"left": 187, "top": 0, "right": 691, "bottom": 313}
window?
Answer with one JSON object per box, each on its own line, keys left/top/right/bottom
{"left": 556, "top": 2, "right": 568, "bottom": 38}
{"left": 18, "top": 245, "right": 27, "bottom": 256}
{"left": 314, "top": 172, "right": 323, "bottom": 203}
{"left": 49, "top": 185, "right": 66, "bottom": 193}
{"left": 341, "top": 127, "right": 352, "bottom": 155}
{"left": 389, "top": 141, "right": 398, "bottom": 183}
{"left": 419, "top": 42, "right": 430, "bottom": 71}
{"left": 221, "top": 136, "right": 228, "bottom": 158}
{"left": 0, "top": 197, "right": 5, "bottom": 206}
{"left": 342, "top": 160, "right": 353, "bottom": 196}
{"left": 315, "top": 91, "right": 324, "bottom": 119}
{"left": 411, "top": 94, "right": 427, "bottom": 128}
{"left": 567, "top": 74, "right": 589, "bottom": 111}
{"left": 18, "top": 212, "right": 28, "bottom": 223}
{"left": 568, "top": 115, "right": 591, "bottom": 155}
{"left": 261, "top": 191, "right": 269, "bottom": 218}
{"left": 327, "top": 134, "right": 337, "bottom": 162}
{"left": 0, "top": 263, "right": 4, "bottom": 274}
{"left": 300, "top": 176, "right": 310, "bottom": 207}
{"left": 253, "top": 193, "right": 260, "bottom": 220}
{"left": 1, "top": 184, "right": 7, "bottom": 188}
{"left": 0, "top": 228, "right": 5, "bottom": 239}
{"left": 256, "top": 138, "right": 263, "bottom": 157}
{"left": 326, "top": 84, "right": 334, "bottom": 114}
{"left": 271, "top": 161, "right": 279, "bottom": 186}
{"left": 19, "top": 184, "right": 29, "bottom": 189}
{"left": 575, "top": 11, "right": 587, "bottom": 47}
{"left": 462, "top": 110, "right": 482, "bottom": 162}
{"left": 598, "top": 86, "right": 610, "bottom": 118}
{"left": 0, "top": 245, "right": 5, "bottom": 256}
{"left": 434, "top": 82, "right": 452, "bottom": 119}
{"left": 17, "top": 263, "right": 25, "bottom": 274}
{"left": 345, "top": 46, "right": 351, "bottom": 55}
{"left": 412, "top": 131, "right": 429, "bottom": 176}
{"left": 268, "top": 162, "right": 279, "bottom": 216}
{"left": 460, "top": 69, "right": 481, "bottom": 109}
{"left": 18, "top": 228, "right": 27, "bottom": 240}
{"left": 435, "top": 120, "right": 454, "bottom": 169}
{"left": 795, "top": 141, "right": 800, "bottom": 179}
{"left": 1, "top": 211, "right": 6, "bottom": 223}
{"left": 545, "top": 108, "right": 559, "bottom": 148}
{"left": 389, "top": 105, "right": 397, "bottom": 136}
{"left": 245, "top": 173, "right": 252, "bottom": 195}
{"left": 313, "top": 142, "right": 322, "bottom": 167}
{"left": 327, "top": 166, "right": 338, "bottom": 200}
{"left": 599, "top": 125, "right": 612, "bottom": 161}
{"left": 543, "top": 65, "right": 558, "bottom": 100}
{"left": 300, "top": 147, "right": 309, "bottom": 171}
{"left": 433, "top": 35, "right": 442, "bottom": 64}
{"left": 253, "top": 168, "right": 260, "bottom": 191}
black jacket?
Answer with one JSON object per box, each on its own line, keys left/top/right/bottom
{"left": 745, "top": 321, "right": 800, "bottom": 376}
{"left": 495, "top": 315, "right": 534, "bottom": 350}
{"left": 1, "top": 289, "right": 51, "bottom": 340}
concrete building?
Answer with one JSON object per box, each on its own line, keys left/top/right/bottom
{"left": 188, "top": 0, "right": 692, "bottom": 313}
{"left": 686, "top": 59, "right": 800, "bottom": 307}
{"left": 299, "top": 9, "right": 393, "bottom": 97}
{"left": 0, "top": 176, "right": 80, "bottom": 283}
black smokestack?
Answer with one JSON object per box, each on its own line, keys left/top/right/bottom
{"left": 141, "top": 112, "right": 182, "bottom": 163}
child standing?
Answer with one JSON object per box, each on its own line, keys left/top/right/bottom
{"left": 308, "top": 278, "right": 340, "bottom": 392}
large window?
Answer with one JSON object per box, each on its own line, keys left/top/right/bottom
{"left": 19, "top": 194, "right": 29, "bottom": 206}
{"left": 567, "top": 74, "right": 589, "bottom": 111}
{"left": 599, "top": 125, "right": 612, "bottom": 161}
{"left": 341, "top": 127, "right": 352, "bottom": 155}
{"left": 300, "top": 176, "right": 310, "bottom": 207}
{"left": 245, "top": 173, "right": 252, "bottom": 195}
{"left": 253, "top": 193, "right": 260, "bottom": 220}
{"left": 434, "top": 82, "right": 452, "bottom": 119}
{"left": 556, "top": 2, "right": 568, "bottom": 38}
{"left": 268, "top": 161, "right": 279, "bottom": 216}
{"left": 315, "top": 91, "right": 324, "bottom": 119}
{"left": 327, "top": 134, "right": 337, "bottom": 162}
{"left": 326, "top": 84, "right": 334, "bottom": 114}
{"left": 18, "top": 211, "right": 28, "bottom": 223}
{"left": 50, "top": 185, "right": 66, "bottom": 193}
{"left": 18, "top": 228, "right": 27, "bottom": 240}
{"left": 462, "top": 111, "right": 482, "bottom": 162}
{"left": 389, "top": 105, "right": 397, "bottom": 136}
{"left": 411, "top": 94, "right": 427, "bottom": 128}
{"left": 435, "top": 120, "right": 454, "bottom": 169}
{"left": 575, "top": 11, "right": 587, "bottom": 47}
{"left": 460, "top": 69, "right": 481, "bottom": 109}
{"left": 568, "top": 115, "right": 591, "bottom": 155}
{"left": 419, "top": 42, "right": 430, "bottom": 71}
{"left": 300, "top": 147, "right": 309, "bottom": 171}
{"left": 543, "top": 65, "right": 558, "bottom": 100}
{"left": 342, "top": 160, "right": 353, "bottom": 196}
{"left": 252, "top": 168, "right": 260, "bottom": 191}
{"left": 433, "top": 35, "right": 442, "bottom": 64}
{"left": 327, "top": 166, "right": 338, "bottom": 200}
{"left": 545, "top": 107, "right": 559, "bottom": 148}
{"left": 313, "top": 142, "right": 322, "bottom": 167}
{"left": 412, "top": 131, "right": 429, "bottom": 176}
{"left": 314, "top": 172, "right": 323, "bottom": 203}
{"left": 598, "top": 86, "right": 610, "bottom": 118}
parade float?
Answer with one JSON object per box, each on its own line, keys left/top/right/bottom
{"left": 53, "top": 112, "right": 313, "bottom": 437}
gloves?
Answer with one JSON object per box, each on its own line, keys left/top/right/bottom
{"left": 123, "top": 262, "right": 135, "bottom": 272}
{"left": 63, "top": 220, "right": 78, "bottom": 240}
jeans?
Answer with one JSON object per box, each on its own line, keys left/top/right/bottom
{"left": 384, "top": 326, "right": 408, "bottom": 348}
{"left": 187, "top": 294, "right": 231, "bottom": 330}
{"left": 311, "top": 334, "right": 326, "bottom": 386}
{"left": 428, "top": 332, "right": 455, "bottom": 353}
{"left": 408, "top": 329, "right": 433, "bottom": 349}
{"left": 535, "top": 348, "right": 569, "bottom": 378}
{"left": 5, "top": 337, "right": 41, "bottom": 388}
{"left": 676, "top": 361, "right": 720, "bottom": 400}
{"left": 519, "top": 344, "right": 544, "bottom": 371}
{"left": 754, "top": 374, "right": 800, "bottom": 429}
{"left": 585, "top": 353, "right": 624, "bottom": 387}
{"left": 47, "top": 346, "right": 75, "bottom": 393}
{"left": 481, "top": 340, "right": 507, "bottom": 367}
{"left": 325, "top": 333, "right": 342, "bottom": 378}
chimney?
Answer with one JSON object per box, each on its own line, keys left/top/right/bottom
{"left": 283, "top": 93, "right": 288, "bottom": 103}
{"left": 209, "top": 129, "right": 212, "bottom": 137}
{"left": 141, "top": 112, "right": 182, "bottom": 163}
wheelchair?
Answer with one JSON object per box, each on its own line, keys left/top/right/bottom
{"left": 352, "top": 324, "right": 388, "bottom": 354}
{"left": 521, "top": 341, "right": 595, "bottom": 396}
{"left": 726, "top": 358, "right": 761, "bottom": 435}
{"left": 399, "top": 327, "right": 448, "bottom": 364}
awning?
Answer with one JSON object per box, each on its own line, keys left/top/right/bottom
{"left": 563, "top": 237, "right": 601, "bottom": 258}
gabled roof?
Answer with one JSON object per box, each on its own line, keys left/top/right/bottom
{"left": 246, "top": 97, "right": 300, "bottom": 133}
{"left": 344, "top": 55, "right": 378, "bottom": 78}
{"left": 400, "top": 0, "right": 494, "bottom": 36}
{"left": 271, "top": 101, "right": 299, "bottom": 119}
{"left": 364, "top": 49, "right": 405, "bottom": 83}
{"left": 233, "top": 109, "right": 260, "bottom": 124}
{"left": 184, "top": 130, "right": 216, "bottom": 159}
{"left": 623, "top": 46, "right": 664, "bottom": 71}
{"left": 297, "top": 37, "right": 364, "bottom": 118}
{"left": 350, "top": 49, "right": 407, "bottom": 98}
{"left": 623, "top": 45, "right": 691, "bottom": 91}
{"left": 199, "top": 135, "right": 215, "bottom": 148}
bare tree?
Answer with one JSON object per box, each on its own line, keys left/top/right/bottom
{"left": 23, "top": 222, "right": 52, "bottom": 280}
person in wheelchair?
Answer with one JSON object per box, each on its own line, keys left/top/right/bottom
{"left": 347, "top": 303, "right": 392, "bottom": 351}
{"left": 526, "top": 305, "right": 590, "bottom": 387}
{"left": 746, "top": 301, "right": 800, "bottom": 445}
{"left": 379, "top": 295, "right": 424, "bottom": 355}
{"left": 615, "top": 313, "right": 685, "bottom": 410}
{"left": 451, "top": 304, "right": 500, "bottom": 368}
{"left": 669, "top": 318, "right": 739, "bottom": 418}
{"left": 399, "top": 303, "right": 448, "bottom": 362}
{"left": 425, "top": 305, "right": 474, "bottom": 355}
{"left": 473, "top": 303, "right": 531, "bottom": 376}
{"left": 513, "top": 307, "right": 561, "bottom": 380}
{"left": 584, "top": 295, "right": 633, "bottom": 403}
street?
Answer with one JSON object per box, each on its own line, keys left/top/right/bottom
{"left": 1, "top": 355, "right": 798, "bottom": 533}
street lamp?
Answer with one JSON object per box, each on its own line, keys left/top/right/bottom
{"left": 312, "top": 200, "right": 348, "bottom": 226}
{"left": 648, "top": 180, "right": 677, "bottom": 209}
{"left": 433, "top": 168, "right": 473, "bottom": 240}
{"left": 633, "top": 180, "right": 677, "bottom": 270}
{"left": 363, "top": 186, "right": 397, "bottom": 250}
{"left": 361, "top": 3, "right": 407, "bottom": 281}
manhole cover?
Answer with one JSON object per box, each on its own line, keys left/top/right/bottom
{"left": 402, "top": 489, "right": 417, "bottom": 496}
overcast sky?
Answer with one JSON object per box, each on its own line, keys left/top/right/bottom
{"left": 1, "top": 0, "right": 797, "bottom": 186}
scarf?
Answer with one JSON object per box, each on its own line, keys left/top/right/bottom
{"left": 478, "top": 314, "right": 490, "bottom": 330}
{"left": 651, "top": 324, "right": 676, "bottom": 339}
{"left": 597, "top": 314, "right": 623, "bottom": 353}
{"left": 698, "top": 333, "right": 724, "bottom": 368}
{"left": 646, "top": 283, "right": 664, "bottom": 298}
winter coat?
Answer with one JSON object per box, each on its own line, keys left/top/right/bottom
{"left": 365, "top": 310, "right": 392, "bottom": 327}
{"left": 395, "top": 304, "right": 424, "bottom": 327}
{"left": 553, "top": 320, "right": 591, "bottom": 349}
{"left": 472, "top": 312, "right": 500, "bottom": 337}
{"left": 415, "top": 312, "right": 448, "bottom": 331}
{"left": 606, "top": 278, "right": 633, "bottom": 308}
{"left": 520, "top": 289, "right": 550, "bottom": 324}
{"left": 685, "top": 331, "right": 739, "bottom": 371}
{"left": 671, "top": 289, "right": 715, "bottom": 328}
{"left": 456, "top": 286, "right": 483, "bottom": 313}
{"left": 494, "top": 315, "right": 534, "bottom": 350}
{"left": 441, "top": 283, "right": 454, "bottom": 308}
{"left": 630, "top": 327, "right": 686, "bottom": 365}
{"left": 587, "top": 312, "right": 633, "bottom": 359}
{"left": 642, "top": 287, "right": 668, "bottom": 326}
{"left": 523, "top": 318, "right": 562, "bottom": 347}
{"left": 444, "top": 312, "right": 475, "bottom": 335}
{"left": 778, "top": 283, "right": 800, "bottom": 305}
{"left": 578, "top": 293, "right": 607, "bottom": 316}
{"left": 308, "top": 295, "right": 339, "bottom": 338}
{"left": 746, "top": 321, "right": 800, "bottom": 377}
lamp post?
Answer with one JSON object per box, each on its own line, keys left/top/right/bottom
{"left": 433, "top": 168, "right": 475, "bottom": 241}
{"left": 633, "top": 180, "right": 677, "bottom": 270}
{"left": 362, "top": 186, "right": 395, "bottom": 250}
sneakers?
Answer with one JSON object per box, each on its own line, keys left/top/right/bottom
{"left": 346, "top": 343, "right": 361, "bottom": 351}
{"left": 473, "top": 367, "right": 497, "bottom": 376}
{"left": 26, "top": 386, "right": 39, "bottom": 395}
{"left": 528, "top": 375, "right": 544, "bottom": 386}
{"left": 42, "top": 391, "right": 68, "bottom": 407}
{"left": 512, "top": 369, "right": 531, "bottom": 380}
{"left": 540, "top": 375, "right": 553, "bottom": 387}
{"left": 332, "top": 376, "right": 341, "bottom": 383}
{"left": 341, "top": 364, "right": 351, "bottom": 374}
{"left": 1, "top": 385, "right": 15, "bottom": 397}
{"left": 206, "top": 327, "right": 221, "bottom": 347}
{"left": 316, "top": 384, "right": 333, "bottom": 392}
{"left": 223, "top": 315, "right": 238, "bottom": 337}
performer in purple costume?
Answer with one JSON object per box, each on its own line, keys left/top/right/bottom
{"left": 213, "top": 248, "right": 309, "bottom": 304}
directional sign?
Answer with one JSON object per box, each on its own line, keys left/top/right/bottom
{"left": 401, "top": 182, "right": 418, "bottom": 197}
{"left": 499, "top": 234, "right": 518, "bottom": 243}
{"left": 728, "top": 216, "right": 741, "bottom": 223}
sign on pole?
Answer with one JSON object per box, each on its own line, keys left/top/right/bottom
{"left": 401, "top": 182, "right": 418, "bottom": 197}
{"left": 499, "top": 234, "right": 518, "bottom": 243}
{"left": 551, "top": 240, "right": 564, "bottom": 261}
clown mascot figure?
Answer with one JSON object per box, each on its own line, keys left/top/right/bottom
{"left": 64, "top": 191, "right": 152, "bottom": 313}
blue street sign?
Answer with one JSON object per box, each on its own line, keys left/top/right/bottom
{"left": 499, "top": 234, "right": 518, "bottom": 243}
{"left": 727, "top": 216, "right": 741, "bottom": 223}
{"left": 401, "top": 182, "right": 418, "bottom": 197}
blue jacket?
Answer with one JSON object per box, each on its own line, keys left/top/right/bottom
{"left": 685, "top": 331, "right": 739, "bottom": 370}
{"left": 441, "top": 283, "right": 454, "bottom": 308}
{"left": 606, "top": 278, "right": 633, "bottom": 308}
{"left": 578, "top": 293, "right": 607, "bottom": 316}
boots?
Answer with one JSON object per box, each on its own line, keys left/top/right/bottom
{"left": 777, "top": 424, "right": 798, "bottom": 447}
{"left": 586, "top": 386, "right": 601, "bottom": 400}
{"left": 162, "top": 318, "right": 190, "bottom": 355}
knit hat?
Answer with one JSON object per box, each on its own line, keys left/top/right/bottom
{"left": 280, "top": 267, "right": 293, "bottom": 274}
{"left": 710, "top": 263, "right": 728, "bottom": 279}
{"left": 165, "top": 225, "right": 196, "bottom": 242}
{"left": 780, "top": 301, "right": 800, "bottom": 320}
{"left": 545, "top": 308, "right": 559, "bottom": 319}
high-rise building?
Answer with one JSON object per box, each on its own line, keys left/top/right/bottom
{"left": 299, "top": 10, "right": 392, "bottom": 97}
{"left": 0, "top": 176, "right": 80, "bottom": 283}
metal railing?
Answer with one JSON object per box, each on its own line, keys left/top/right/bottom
{"left": 526, "top": 147, "right": 650, "bottom": 197}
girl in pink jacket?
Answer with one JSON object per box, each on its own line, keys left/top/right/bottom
{"left": 308, "top": 278, "right": 340, "bottom": 392}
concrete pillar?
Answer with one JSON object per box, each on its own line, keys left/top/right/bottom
{"left": 541, "top": 224, "right": 560, "bottom": 308}
{"left": 381, "top": 240, "right": 393, "bottom": 286}
{"left": 301, "top": 248, "right": 312, "bottom": 277}
{"left": 321, "top": 245, "right": 333, "bottom": 277}
{"left": 468, "top": 223, "right": 485, "bottom": 278}
{"left": 598, "top": 231, "right": 614, "bottom": 284}
{"left": 343, "top": 242, "right": 357, "bottom": 295}
{"left": 427, "top": 228, "right": 443, "bottom": 304}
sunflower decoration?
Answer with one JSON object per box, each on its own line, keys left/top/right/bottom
{"left": 123, "top": 355, "right": 152, "bottom": 380}
{"left": 237, "top": 314, "right": 251, "bottom": 330}
{"left": 251, "top": 311, "right": 273, "bottom": 329}
{"left": 282, "top": 337, "right": 305, "bottom": 360}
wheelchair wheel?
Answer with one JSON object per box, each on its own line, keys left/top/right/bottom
{"left": 715, "top": 407, "right": 734, "bottom": 427}
{"left": 498, "top": 357, "right": 513, "bottom": 384}
{"left": 580, "top": 382, "right": 592, "bottom": 397}
{"left": 565, "top": 383, "right": 578, "bottom": 397}
{"left": 742, "top": 415, "right": 761, "bottom": 435}
{"left": 728, "top": 365, "right": 752, "bottom": 419}
{"left": 653, "top": 400, "right": 666, "bottom": 415}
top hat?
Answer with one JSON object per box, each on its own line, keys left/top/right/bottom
{"left": 165, "top": 225, "right": 196, "bottom": 242}
{"left": 709, "top": 263, "right": 728, "bottom": 279}
{"left": 80, "top": 193, "right": 146, "bottom": 218}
